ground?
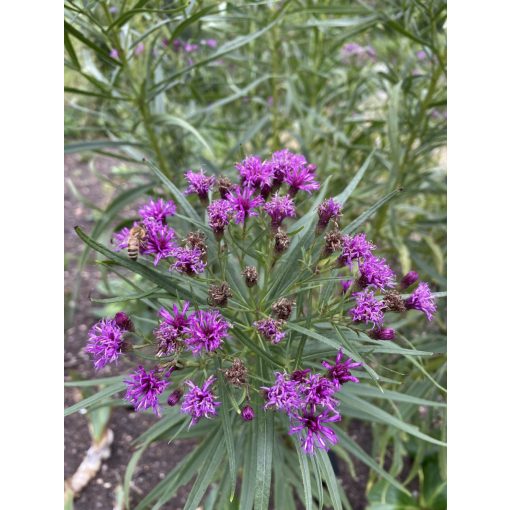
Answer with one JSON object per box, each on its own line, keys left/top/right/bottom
{"left": 64, "top": 153, "right": 371, "bottom": 509}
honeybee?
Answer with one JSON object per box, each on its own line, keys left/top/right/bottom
{"left": 127, "top": 225, "right": 147, "bottom": 260}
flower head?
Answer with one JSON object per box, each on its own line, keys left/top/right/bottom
{"left": 112, "top": 227, "right": 131, "bottom": 251}
{"left": 154, "top": 303, "right": 191, "bottom": 356}
{"left": 350, "top": 290, "right": 386, "bottom": 327}
{"left": 171, "top": 247, "right": 206, "bottom": 275}
{"left": 317, "top": 198, "right": 342, "bottom": 231}
{"left": 289, "top": 408, "right": 340, "bottom": 454}
{"left": 86, "top": 319, "right": 127, "bottom": 370}
{"left": 405, "top": 282, "right": 437, "bottom": 321}
{"left": 283, "top": 164, "right": 320, "bottom": 197}
{"left": 358, "top": 255, "right": 396, "bottom": 290}
{"left": 124, "top": 366, "right": 168, "bottom": 416}
{"left": 338, "top": 233, "right": 375, "bottom": 268}
{"left": 139, "top": 198, "right": 176, "bottom": 224}
{"left": 264, "top": 194, "right": 296, "bottom": 229}
{"left": 184, "top": 170, "right": 215, "bottom": 201}
{"left": 134, "top": 42, "right": 145, "bottom": 56}
{"left": 143, "top": 220, "right": 177, "bottom": 266}
{"left": 322, "top": 350, "right": 362, "bottom": 388}
{"left": 254, "top": 318, "right": 286, "bottom": 344}
{"left": 207, "top": 199, "right": 232, "bottom": 237}
{"left": 270, "top": 149, "right": 309, "bottom": 186}
{"left": 181, "top": 376, "right": 221, "bottom": 425}
{"left": 183, "top": 309, "right": 231, "bottom": 355}
{"left": 241, "top": 405, "right": 255, "bottom": 421}
{"left": 226, "top": 186, "right": 264, "bottom": 224}
{"left": 236, "top": 155, "right": 273, "bottom": 195}
{"left": 300, "top": 373, "right": 338, "bottom": 411}
{"left": 262, "top": 372, "right": 300, "bottom": 413}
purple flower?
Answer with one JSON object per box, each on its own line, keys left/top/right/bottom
{"left": 181, "top": 376, "right": 221, "bottom": 425}
{"left": 405, "top": 282, "right": 437, "bottom": 321}
{"left": 322, "top": 350, "right": 362, "bottom": 388}
{"left": 154, "top": 303, "right": 191, "bottom": 356}
{"left": 340, "top": 43, "right": 376, "bottom": 64}
{"left": 124, "top": 366, "right": 168, "bottom": 416}
{"left": 370, "top": 327, "right": 395, "bottom": 341}
{"left": 400, "top": 271, "right": 419, "bottom": 290}
{"left": 236, "top": 155, "right": 273, "bottom": 195}
{"left": 317, "top": 198, "right": 342, "bottom": 230}
{"left": 241, "top": 405, "right": 255, "bottom": 421}
{"left": 201, "top": 38, "right": 218, "bottom": 48}
{"left": 350, "top": 290, "right": 386, "bottom": 327}
{"left": 358, "top": 255, "right": 396, "bottom": 290}
{"left": 254, "top": 318, "right": 286, "bottom": 344}
{"left": 86, "top": 319, "right": 127, "bottom": 370}
{"left": 269, "top": 149, "right": 309, "bottom": 186}
{"left": 134, "top": 43, "right": 145, "bottom": 56}
{"left": 289, "top": 408, "right": 340, "bottom": 454}
{"left": 184, "top": 42, "right": 198, "bottom": 53}
{"left": 109, "top": 48, "right": 119, "bottom": 59}
{"left": 340, "top": 279, "right": 352, "bottom": 293}
{"left": 143, "top": 220, "right": 177, "bottom": 265}
{"left": 139, "top": 198, "right": 176, "bottom": 224}
{"left": 114, "top": 312, "right": 134, "bottom": 332}
{"left": 226, "top": 186, "right": 264, "bottom": 224}
{"left": 264, "top": 194, "right": 296, "bottom": 229}
{"left": 167, "top": 388, "right": 183, "bottom": 406}
{"left": 338, "top": 233, "right": 375, "bottom": 267}
{"left": 183, "top": 309, "right": 231, "bottom": 355}
{"left": 112, "top": 227, "right": 131, "bottom": 251}
{"left": 262, "top": 372, "right": 300, "bottom": 413}
{"left": 184, "top": 170, "right": 216, "bottom": 201}
{"left": 171, "top": 247, "right": 206, "bottom": 275}
{"left": 300, "top": 373, "right": 338, "bottom": 411}
{"left": 283, "top": 164, "right": 320, "bottom": 197}
{"left": 417, "top": 50, "right": 427, "bottom": 60}
{"left": 207, "top": 199, "right": 232, "bottom": 237}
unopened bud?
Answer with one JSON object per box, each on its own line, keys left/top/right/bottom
{"left": 369, "top": 327, "right": 395, "bottom": 341}
{"left": 114, "top": 312, "right": 134, "bottom": 332}
{"left": 241, "top": 405, "right": 255, "bottom": 421}
{"left": 167, "top": 389, "right": 183, "bottom": 406}
{"left": 400, "top": 271, "right": 419, "bottom": 290}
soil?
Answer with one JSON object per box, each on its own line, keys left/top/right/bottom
{"left": 64, "top": 154, "right": 372, "bottom": 510}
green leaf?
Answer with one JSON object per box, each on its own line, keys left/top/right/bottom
{"left": 64, "top": 382, "right": 125, "bottom": 417}
{"left": 254, "top": 410, "right": 274, "bottom": 510}
{"left": 239, "top": 426, "right": 257, "bottom": 510}
{"left": 347, "top": 384, "right": 447, "bottom": 407}
{"left": 316, "top": 449, "right": 342, "bottom": 510}
{"left": 387, "top": 82, "right": 402, "bottom": 180}
{"left": 292, "top": 436, "right": 313, "bottom": 510}
{"left": 124, "top": 445, "right": 148, "bottom": 510}
{"left": 183, "top": 436, "right": 225, "bottom": 510}
{"left": 64, "top": 140, "right": 145, "bottom": 154}
{"left": 218, "top": 374, "right": 237, "bottom": 501}
{"left": 335, "top": 150, "right": 375, "bottom": 205}
{"left": 342, "top": 188, "right": 403, "bottom": 235}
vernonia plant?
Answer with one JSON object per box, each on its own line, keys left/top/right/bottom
{"left": 69, "top": 149, "right": 444, "bottom": 510}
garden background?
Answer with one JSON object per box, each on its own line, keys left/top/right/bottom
{"left": 64, "top": 1, "right": 446, "bottom": 509}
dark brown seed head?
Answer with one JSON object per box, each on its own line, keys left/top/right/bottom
{"left": 272, "top": 297, "right": 295, "bottom": 321}
{"left": 224, "top": 358, "right": 247, "bottom": 387}
{"left": 241, "top": 266, "right": 258, "bottom": 287}
{"left": 322, "top": 229, "right": 343, "bottom": 257}
{"left": 274, "top": 228, "right": 290, "bottom": 254}
{"left": 383, "top": 290, "right": 407, "bottom": 313}
{"left": 185, "top": 231, "right": 208, "bottom": 260}
{"left": 208, "top": 282, "right": 233, "bottom": 307}
{"left": 217, "top": 176, "right": 234, "bottom": 199}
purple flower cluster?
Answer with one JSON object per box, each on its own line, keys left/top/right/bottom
{"left": 236, "top": 155, "right": 273, "bottom": 196}
{"left": 124, "top": 366, "right": 169, "bottom": 416}
{"left": 340, "top": 42, "right": 377, "bottom": 64}
{"left": 143, "top": 220, "right": 177, "bottom": 266}
{"left": 171, "top": 247, "right": 206, "bottom": 275}
{"left": 207, "top": 199, "right": 232, "bottom": 237}
{"left": 350, "top": 290, "right": 386, "bottom": 327}
{"left": 338, "top": 233, "right": 375, "bottom": 268}
{"left": 262, "top": 354, "right": 360, "bottom": 454}
{"left": 226, "top": 186, "right": 264, "bottom": 224}
{"left": 254, "top": 318, "right": 286, "bottom": 344}
{"left": 86, "top": 317, "right": 129, "bottom": 370}
{"left": 317, "top": 198, "right": 342, "bottom": 231}
{"left": 358, "top": 255, "right": 396, "bottom": 290}
{"left": 183, "top": 309, "right": 232, "bottom": 355}
{"left": 154, "top": 302, "right": 191, "bottom": 356}
{"left": 139, "top": 198, "right": 176, "bottom": 223}
{"left": 181, "top": 376, "right": 221, "bottom": 425}
{"left": 405, "top": 282, "right": 437, "bottom": 321}
{"left": 264, "top": 194, "right": 296, "bottom": 230}
{"left": 184, "top": 170, "right": 215, "bottom": 202}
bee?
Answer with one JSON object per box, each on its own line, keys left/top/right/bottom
{"left": 127, "top": 225, "right": 147, "bottom": 261}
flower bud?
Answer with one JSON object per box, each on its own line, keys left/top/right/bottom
{"left": 369, "top": 327, "right": 395, "bottom": 340}
{"left": 316, "top": 198, "right": 342, "bottom": 235}
{"left": 114, "top": 312, "right": 134, "bottom": 332}
{"left": 290, "top": 369, "right": 311, "bottom": 383}
{"left": 241, "top": 266, "right": 258, "bottom": 287}
{"left": 383, "top": 290, "right": 406, "bottom": 313}
{"left": 274, "top": 228, "right": 290, "bottom": 254}
{"left": 167, "top": 389, "right": 183, "bottom": 406}
{"left": 241, "top": 405, "right": 255, "bottom": 421}
{"left": 400, "top": 271, "right": 419, "bottom": 290}
{"left": 208, "top": 282, "right": 233, "bottom": 307}
{"left": 272, "top": 297, "right": 295, "bottom": 321}
{"left": 340, "top": 280, "right": 352, "bottom": 294}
